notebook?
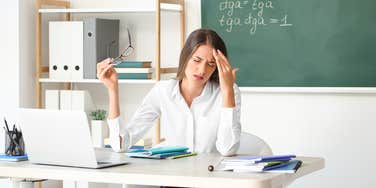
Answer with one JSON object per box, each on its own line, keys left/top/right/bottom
{"left": 18, "top": 108, "right": 128, "bottom": 168}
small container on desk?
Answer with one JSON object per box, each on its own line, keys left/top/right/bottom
{"left": 0, "top": 118, "right": 27, "bottom": 161}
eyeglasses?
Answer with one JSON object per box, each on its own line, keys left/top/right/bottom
{"left": 112, "top": 28, "right": 134, "bottom": 65}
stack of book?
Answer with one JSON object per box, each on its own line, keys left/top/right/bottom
{"left": 221, "top": 155, "right": 302, "bottom": 173}
{"left": 114, "top": 61, "right": 153, "bottom": 79}
{"left": 126, "top": 146, "right": 192, "bottom": 159}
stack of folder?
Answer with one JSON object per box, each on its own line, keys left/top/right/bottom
{"left": 126, "top": 146, "right": 193, "bottom": 159}
{"left": 221, "top": 155, "right": 302, "bottom": 173}
{"left": 114, "top": 61, "right": 153, "bottom": 79}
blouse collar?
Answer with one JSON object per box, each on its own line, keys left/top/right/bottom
{"left": 171, "top": 79, "right": 213, "bottom": 102}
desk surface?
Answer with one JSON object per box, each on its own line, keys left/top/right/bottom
{"left": 0, "top": 151, "right": 324, "bottom": 188}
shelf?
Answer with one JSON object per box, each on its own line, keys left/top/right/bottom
{"left": 36, "top": 0, "right": 185, "bottom": 144}
{"left": 38, "top": 4, "right": 182, "bottom": 13}
{"left": 39, "top": 78, "right": 157, "bottom": 84}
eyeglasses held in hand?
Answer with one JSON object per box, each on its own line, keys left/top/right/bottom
{"left": 112, "top": 28, "right": 134, "bottom": 66}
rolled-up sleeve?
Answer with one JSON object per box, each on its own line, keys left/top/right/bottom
{"left": 216, "top": 84, "right": 242, "bottom": 156}
{"left": 107, "top": 83, "right": 161, "bottom": 153}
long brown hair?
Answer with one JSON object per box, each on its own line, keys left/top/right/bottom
{"left": 176, "top": 28, "right": 227, "bottom": 84}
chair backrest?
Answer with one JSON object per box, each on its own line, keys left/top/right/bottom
{"left": 237, "top": 132, "right": 273, "bottom": 155}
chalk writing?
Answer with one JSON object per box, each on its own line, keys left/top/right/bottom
{"left": 218, "top": 0, "right": 292, "bottom": 35}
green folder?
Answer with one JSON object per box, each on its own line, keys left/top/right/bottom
{"left": 126, "top": 146, "right": 189, "bottom": 158}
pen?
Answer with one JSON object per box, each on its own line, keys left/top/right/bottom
{"left": 3, "top": 127, "right": 13, "bottom": 154}
{"left": 168, "top": 152, "right": 197, "bottom": 159}
{"left": 14, "top": 126, "right": 18, "bottom": 138}
{"left": 4, "top": 118, "right": 10, "bottom": 132}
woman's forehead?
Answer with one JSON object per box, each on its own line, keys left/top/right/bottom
{"left": 192, "top": 45, "right": 215, "bottom": 60}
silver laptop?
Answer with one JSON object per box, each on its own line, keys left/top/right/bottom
{"left": 18, "top": 108, "right": 128, "bottom": 169}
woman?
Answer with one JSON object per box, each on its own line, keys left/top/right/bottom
{"left": 97, "top": 28, "right": 241, "bottom": 156}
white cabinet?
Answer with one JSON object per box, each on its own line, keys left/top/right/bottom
{"left": 36, "top": 0, "right": 185, "bottom": 106}
{"left": 36, "top": 0, "right": 185, "bottom": 143}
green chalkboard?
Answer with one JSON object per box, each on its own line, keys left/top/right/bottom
{"left": 201, "top": 0, "right": 376, "bottom": 87}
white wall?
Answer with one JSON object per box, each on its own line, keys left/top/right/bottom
{"left": 0, "top": 0, "right": 20, "bottom": 125}
{"left": 242, "top": 92, "right": 376, "bottom": 188}
{"left": 1, "top": 1, "right": 61, "bottom": 187}
{"left": 0, "top": 0, "right": 20, "bottom": 158}
{"left": 19, "top": 0, "right": 36, "bottom": 109}
{"left": 0, "top": 0, "right": 36, "bottom": 123}
{"left": 2, "top": 0, "right": 376, "bottom": 188}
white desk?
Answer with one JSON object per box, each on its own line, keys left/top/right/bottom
{"left": 0, "top": 151, "right": 324, "bottom": 188}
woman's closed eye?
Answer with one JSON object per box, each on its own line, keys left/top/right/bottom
{"left": 193, "top": 58, "right": 201, "bottom": 62}
{"left": 207, "top": 61, "right": 216, "bottom": 67}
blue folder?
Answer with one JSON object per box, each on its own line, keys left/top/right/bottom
{"left": 0, "top": 154, "right": 28, "bottom": 162}
{"left": 127, "top": 151, "right": 191, "bottom": 159}
{"left": 265, "top": 160, "right": 303, "bottom": 173}
{"left": 126, "top": 146, "right": 189, "bottom": 159}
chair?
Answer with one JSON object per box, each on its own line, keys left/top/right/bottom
{"left": 237, "top": 133, "right": 295, "bottom": 188}
{"left": 237, "top": 132, "right": 273, "bottom": 155}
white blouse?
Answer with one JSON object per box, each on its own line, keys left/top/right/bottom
{"left": 107, "top": 79, "right": 241, "bottom": 156}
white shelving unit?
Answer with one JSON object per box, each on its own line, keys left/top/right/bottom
{"left": 36, "top": 0, "right": 185, "bottom": 104}
{"left": 39, "top": 78, "right": 157, "bottom": 84}
{"left": 38, "top": 4, "right": 182, "bottom": 13}
{"left": 35, "top": 0, "right": 185, "bottom": 148}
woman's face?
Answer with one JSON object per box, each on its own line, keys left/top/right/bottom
{"left": 184, "top": 44, "right": 217, "bottom": 86}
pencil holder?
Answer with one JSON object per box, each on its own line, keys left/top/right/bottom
{"left": 5, "top": 130, "right": 25, "bottom": 156}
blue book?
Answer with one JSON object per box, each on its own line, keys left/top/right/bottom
{"left": 265, "top": 160, "right": 303, "bottom": 173}
{"left": 0, "top": 154, "right": 28, "bottom": 162}
{"left": 128, "top": 151, "right": 191, "bottom": 159}
{"left": 126, "top": 146, "right": 189, "bottom": 159}
{"left": 114, "top": 61, "right": 152, "bottom": 68}
{"left": 147, "top": 146, "right": 189, "bottom": 155}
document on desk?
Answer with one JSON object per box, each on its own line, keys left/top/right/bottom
{"left": 209, "top": 155, "right": 300, "bottom": 173}
{"left": 126, "top": 146, "right": 190, "bottom": 159}
{"left": 222, "top": 155, "right": 296, "bottom": 165}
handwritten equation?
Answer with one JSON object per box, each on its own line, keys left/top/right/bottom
{"left": 218, "top": 0, "right": 292, "bottom": 35}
